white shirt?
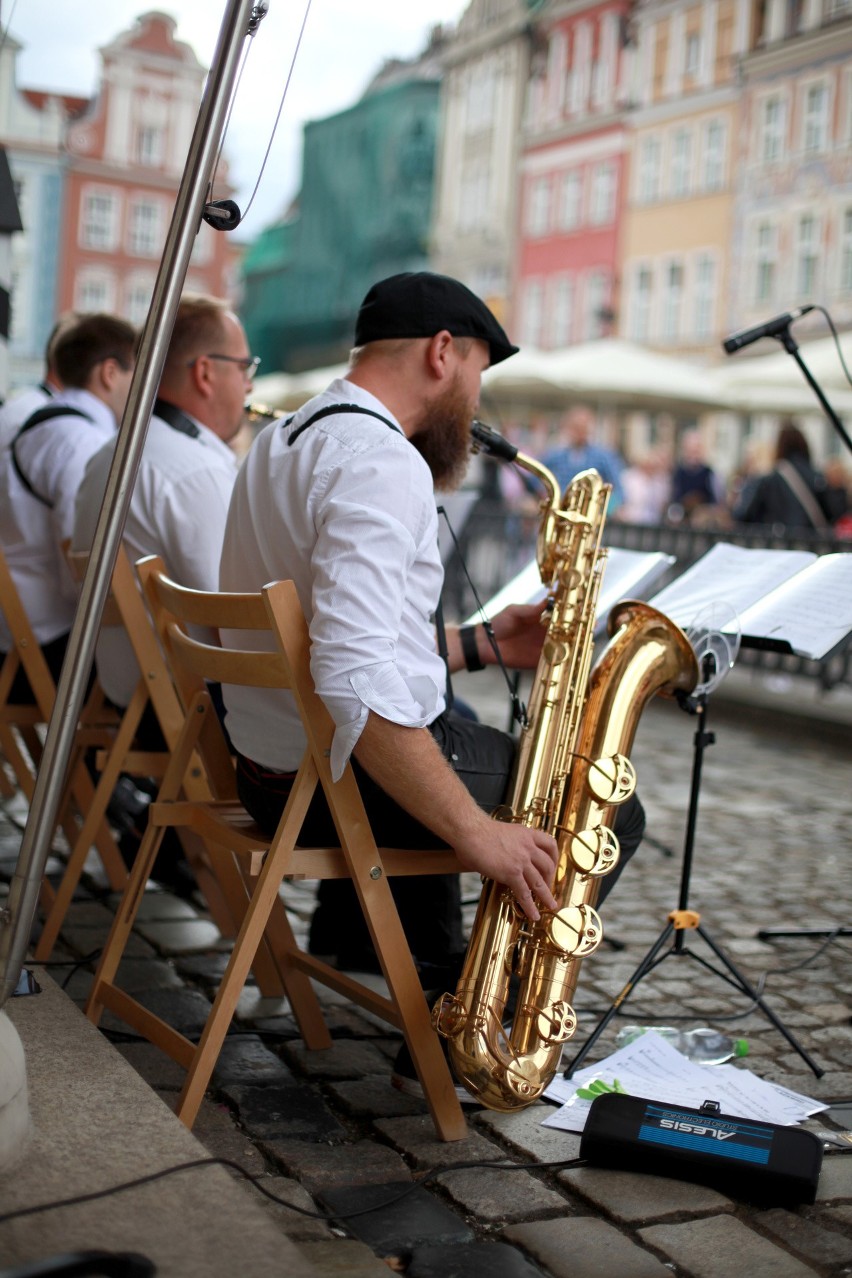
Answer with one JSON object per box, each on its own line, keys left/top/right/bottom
{"left": 73, "top": 404, "right": 240, "bottom": 706}
{"left": 0, "top": 388, "right": 117, "bottom": 649}
{"left": 219, "top": 378, "right": 446, "bottom": 780}
{"left": 0, "top": 383, "right": 53, "bottom": 450}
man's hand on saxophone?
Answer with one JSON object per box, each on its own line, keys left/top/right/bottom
{"left": 452, "top": 810, "right": 559, "bottom": 922}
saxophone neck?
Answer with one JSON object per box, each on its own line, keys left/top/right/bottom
{"left": 471, "top": 420, "right": 561, "bottom": 517}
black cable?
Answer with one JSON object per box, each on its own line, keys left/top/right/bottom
{"left": 814, "top": 305, "right": 852, "bottom": 391}
{"left": 0, "top": 1154, "right": 588, "bottom": 1228}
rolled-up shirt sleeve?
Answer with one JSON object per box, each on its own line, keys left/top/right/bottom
{"left": 308, "top": 444, "right": 445, "bottom": 779}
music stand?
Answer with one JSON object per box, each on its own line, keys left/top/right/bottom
{"left": 564, "top": 653, "right": 825, "bottom": 1080}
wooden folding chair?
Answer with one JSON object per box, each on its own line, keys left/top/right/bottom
{"left": 32, "top": 545, "right": 243, "bottom": 959}
{"left": 85, "top": 558, "right": 468, "bottom": 1140}
{"left": 0, "top": 546, "right": 127, "bottom": 917}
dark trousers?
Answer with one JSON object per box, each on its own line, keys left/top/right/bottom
{"left": 236, "top": 711, "right": 645, "bottom": 969}
{"left": 2, "top": 631, "right": 71, "bottom": 704}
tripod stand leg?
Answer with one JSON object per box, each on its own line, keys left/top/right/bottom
{"left": 697, "top": 925, "right": 824, "bottom": 1079}
{"left": 563, "top": 923, "right": 676, "bottom": 1077}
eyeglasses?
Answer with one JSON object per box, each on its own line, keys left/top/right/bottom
{"left": 189, "top": 353, "right": 261, "bottom": 377}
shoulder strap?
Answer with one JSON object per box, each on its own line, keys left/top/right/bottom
{"left": 154, "top": 397, "right": 201, "bottom": 439}
{"left": 775, "top": 460, "right": 829, "bottom": 531}
{"left": 11, "top": 404, "right": 93, "bottom": 508}
{"left": 286, "top": 402, "right": 401, "bottom": 446}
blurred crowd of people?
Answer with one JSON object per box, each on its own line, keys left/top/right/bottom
{"left": 501, "top": 405, "right": 852, "bottom": 537}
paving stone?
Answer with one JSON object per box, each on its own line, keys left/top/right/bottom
{"left": 754, "top": 1206, "right": 852, "bottom": 1264}
{"left": 318, "top": 1181, "right": 473, "bottom": 1256}
{"left": 325, "top": 1077, "right": 429, "bottom": 1119}
{"left": 282, "top": 1038, "right": 389, "bottom": 1080}
{"left": 234, "top": 987, "right": 296, "bottom": 1022}
{"left": 174, "top": 951, "right": 234, "bottom": 985}
{"left": 505, "top": 1216, "right": 671, "bottom": 1278}
{"left": 114, "top": 1041, "right": 188, "bottom": 1092}
{"left": 58, "top": 923, "right": 156, "bottom": 959}
{"left": 557, "top": 1165, "right": 734, "bottom": 1222}
{"left": 262, "top": 1138, "right": 412, "bottom": 1192}
{"left": 61, "top": 899, "right": 118, "bottom": 929}
{"left": 211, "top": 1035, "right": 294, "bottom": 1087}
{"left": 374, "top": 1113, "right": 506, "bottom": 1169}
{"left": 823, "top": 1205, "right": 852, "bottom": 1229}
{"left": 407, "top": 1240, "right": 546, "bottom": 1278}
{"left": 475, "top": 1105, "right": 583, "bottom": 1164}
{"left": 815, "top": 1155, "right": 852, "bottom": 1202}
{"left": 134, "top": 892, "right": 202, "bottom": 922}
{"left": 246, "top": 1173, "right": 335, "bottom": 1242}
{"left": 111, "top": 957, "right": 183, "bottom": 995}
{"left": 190, "top": 1096, "right": 269, "bottom": 1177}
{"left": 436, "top": 1164, "right": 569, "bottom": 1223}
{"left": 295, "top": 1239, "right": 395, "bottom": 1277}
{"left": 223, "top": 1081, "right": 346, "bottom": 1142}
{"left": 133, "top": 986, "right": 213, "bottom": 1037}
{"left": 639, "top": 1215, "right": 821, "bottom": 1277}
{"left": 134, "top": 916, "right": 225, "bottom": 954}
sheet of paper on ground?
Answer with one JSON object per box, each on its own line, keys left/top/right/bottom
{"left": 542, "top": 1031, "right": 826, "bottom": 1133}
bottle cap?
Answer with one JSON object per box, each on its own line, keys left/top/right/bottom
{"left": 734, "top": 1039, "right": 749, "bottom": 1058}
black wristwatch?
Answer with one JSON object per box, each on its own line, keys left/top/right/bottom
{"left": 459, "top": 624, "right": 485, "bottom": 672}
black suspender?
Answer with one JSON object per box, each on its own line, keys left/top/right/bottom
{"left": 154, "top": 397, "right": 201, "bottom": 439}
{"left": 11, "top": 404, "right": 93, "bottom": 508}
{"left": 286, "top": 402, "right": 401, "bottom": 446}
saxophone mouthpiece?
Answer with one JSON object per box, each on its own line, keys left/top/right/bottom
{"left": 471, "top": 420, "right": 518, "bottom": 463}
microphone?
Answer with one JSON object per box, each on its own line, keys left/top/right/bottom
{"left": 723, "top": 305, "right": 815, "bottom": 354}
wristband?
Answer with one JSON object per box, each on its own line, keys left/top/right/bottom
{"left": 459, "top": 624, "right": 485, "bottom": 673}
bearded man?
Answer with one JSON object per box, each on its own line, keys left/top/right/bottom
{"left": 219, "top": 273, "right": 644, "bottom": 1092}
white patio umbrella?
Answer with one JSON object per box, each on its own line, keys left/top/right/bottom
{"left": 711, "top": 331, "right": 852, "bottom": 413}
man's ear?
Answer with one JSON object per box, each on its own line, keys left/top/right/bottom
{"left": 187, "top": 354, "right": 214, "bottom": 398}
{"left": 92, "top": 356, "right": 124, "bottom": 395}
{"left": 425, "top": 330, "right": 455, "bottom": 380}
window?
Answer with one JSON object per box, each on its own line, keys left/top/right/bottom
{"left": 760, "top": 96, "right": 787, "bottom": 163}
{"left": 75, "top": 270, "right": 115, "bottom": 313}
{"left": 465, "top": 65, "right": 496, "bottom": 133}
{"left": 638, "top": 136, "right": 662, "bottom": 203}
{"left": 671, "top": 130, "right": 693, "bottom": 197}
{"left": 754, "top": 221, "right": 777, "bottom": 304}
{"left": 589, "top": 162, "right": 617, "bottom": 225}
{"left": 685, "top": 32, "right": 702, "bottom": 76}
{"left": 125, "top": 275, "right": 154, "bottom": 326}
{"left": 630, "top": 265, "right": 653, "bottom": 342}
{"left": 702, "top": 120, "right": 726, "bottom": 190}
{"left": 584, "top": 271, "right": 609, "bottom": 339}
{"left": 550, "top": 275, "right": 575, "bottom": 346}
{"left": 796, "top": 214, "right": 820, "bottom": 296}
{"left": 459, "top": 159, "right": 491, "bottom": 233}
{"left": 128, "top": 200, "right": 163, "bottom": 257}
{"left": 521, "top": 279, "right": 545, "bottom": 347}
{"left": 80, "top": 190, "right": 119, "bottom": 251}
{"left": 661, "top": 260, "right": 684, "bottom": 341}
{"left": 136, "top": 126, "right": 164, "bottom": 167}
{"left": 842, "top": 207, "right": 852, "bottom": 293}
{"left": 526, "top": 177, "right": 552, "bottom": 237}
{"left": 693, "top": 254, "right": 716, "bottom": 339}
{"left": 803, "top": 83, "right": 829, "bottom": 153}
{"left": 557, "top": 171, "right": 583, "bottom": 230}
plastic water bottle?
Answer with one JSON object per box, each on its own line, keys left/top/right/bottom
{"left": 615, "top": 1025, "right": 749, "bottom": 1065}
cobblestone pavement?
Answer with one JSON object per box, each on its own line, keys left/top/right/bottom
{"left": 2, "top": 675, "right": 851, "bottom": 1278}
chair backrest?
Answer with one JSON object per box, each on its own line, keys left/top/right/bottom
{"left": 0, "top": 543, "right": 62, "bottom": 722}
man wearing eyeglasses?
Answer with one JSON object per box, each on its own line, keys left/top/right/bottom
{"left": 74, "top": 292, "right": 254, "bottom": 708}
{"left": 0, "top": 312, "right": 136, "bottom": 696}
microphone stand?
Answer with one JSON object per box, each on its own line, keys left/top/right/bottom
{"left": 766, "top": 322, "right": 852, "bottom": 458}
{"left": 564, "top": 668, "right": 825, "bottom": 1079}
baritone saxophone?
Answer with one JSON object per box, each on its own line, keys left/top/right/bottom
{"left": 432, "top": 421, "right": 698, "bottom": 1111}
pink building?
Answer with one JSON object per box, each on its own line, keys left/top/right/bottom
{"left": 57, "top": 12, "right": 237, "bottom": 323}
{"left": 514, "top": 0, "right": 632, "bottom": 349}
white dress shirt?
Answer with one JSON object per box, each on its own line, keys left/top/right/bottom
{"left": 73, "top": 405, "right": 240, "bottom": 706}
{"left": 0, "top": 388, "right": 117, "bottom": 650}
{"left": 220, "top": 378, "right": 446, "bottom": 780}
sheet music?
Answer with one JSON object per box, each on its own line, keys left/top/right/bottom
{"left": 465, "top": 549, "right": 675, "bottom": 629}
{"left": 737, "top": 552, "right": 852, "bottom": 660}
{"left": 649, "top": 544, "right": 817, "bottom": 631}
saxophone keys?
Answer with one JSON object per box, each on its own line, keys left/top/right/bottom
{"left": 587, "top": 752, "right": 637, "bottom": 805}
{"left": 547, "top": 903, "right": 603, "bottom": 957}
{"left": 535, "top": 999, "right": 577, "bottom": 1046}
{"left": 565, "top": 825, "right": 620, "bottom": 876}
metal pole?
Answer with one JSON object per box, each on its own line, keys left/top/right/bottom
{"left": 0, "top": 0, "right": 260, "bottom": 1007}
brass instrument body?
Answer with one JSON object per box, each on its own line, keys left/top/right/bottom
{"left": 434, "top": 430, "right": 698, "bottom": 1111}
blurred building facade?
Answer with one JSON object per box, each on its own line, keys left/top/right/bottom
{"left": 0, "top": 11, "right": 238, "bottom": 392}
{"left": 242, "top": 36, "right": 446, "bottom": 373}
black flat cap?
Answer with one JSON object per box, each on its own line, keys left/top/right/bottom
{"left": 354, "top": 271, "right": 519, "bottom": 367}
